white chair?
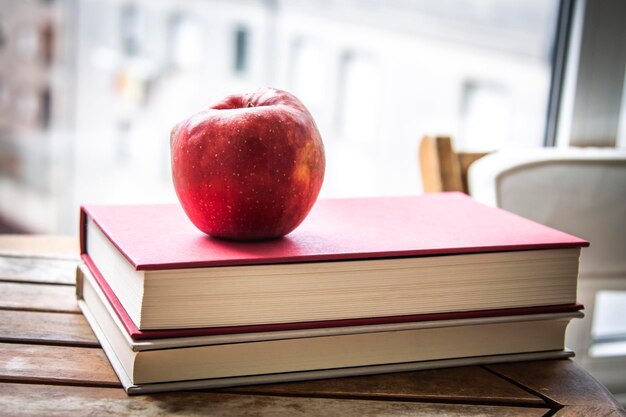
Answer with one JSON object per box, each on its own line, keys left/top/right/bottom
{"left": 468, "top": 147, "right": 626, "bottom": 399}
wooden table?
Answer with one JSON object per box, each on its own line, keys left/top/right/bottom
{"left": 1, "top": 236, "right": 625, "bottom": 417}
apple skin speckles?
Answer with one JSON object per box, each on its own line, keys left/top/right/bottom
{"left": 170, "top": 87, "right": 325, "bottom": 241}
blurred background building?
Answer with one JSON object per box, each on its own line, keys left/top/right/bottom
{"left": 0, "top": 0, "right": 562, "bottom": 233}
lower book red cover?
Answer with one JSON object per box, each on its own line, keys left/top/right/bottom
{"left": 81, "top": 254, "right": 584, "bottom": 341}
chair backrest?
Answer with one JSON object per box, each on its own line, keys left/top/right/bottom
{"left": 418, "top": 136, "right": 486, "bottom": 194}
{"left": 468, "top": 148, "right": 626, "bottom": 277}
{"left": 437, "top": 144, "right": 626, "bottom": 392}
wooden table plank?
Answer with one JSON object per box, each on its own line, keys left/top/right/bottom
{"left": 0, "top": 237, "right": 622, "bottom": 416}
{"left": 0, "top": 235, "right": 78, "bottom": 259}
{"left": 0, "top": 282, "right": 79, "bottom": 313}
{"left": 0, "top": 310, "right": 98, "bottom": 347}
{"left": 556, "top": 406, "right": 626, "bottom": 417}
{"left": 0, "top": 256, "right": 77, "bottom": 284}
{"left": 0, "top": 343, "right": 119, "bottom": 386}
{"left": 226, "top": 366, "right": 545, "bottom": 406}
{"left": 486, "top": 360, "right": 626, "bottom": 412}
{"left": 0, "top": 383, "right": 550, "bottom": 417}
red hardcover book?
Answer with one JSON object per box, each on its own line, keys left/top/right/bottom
{"left": 79, "top": 257, "right": 584, "bottom": 341}
{"left": 81, "top": 192, "right": 586, "bottom": 269}
{"left": 80, "top": 192, "right": 588, "bottom": 331}
{"left": 77, "top": 262, "right": 582, "bottom": 394}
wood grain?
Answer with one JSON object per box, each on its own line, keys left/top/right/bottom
{"left": 418, "top": 135, "right": 486, "bottom": 194}
{"left": 0, "top": 343, "right": 119, "bottom": 386}
{"left": 0, "top": 383, "right": 549, "bottom": 417}
{"left": 435, "top": 136, "right": 464, "bottom": 192}
{"left": 419, "top": 136, "right": 467, "bottom": 193}
{"left": 0, "top": 282, "right": 79, "bottom": 313}
{"left": 486, "top": 360, "right": 625, "bottom": 411}
{"left": 0, "top": 256, "right": 77, "bottom": 284}
{"left": 0, "top": 310, "right": 98, "bottom": 346}
{"left": 225, "top": 366, "right": 544, "bottom": 406}
{"left": 555, "top": 406, "right": 626, "bottom": 417}
{"left": 419, "top": 135, "right": 444, "bottom": 192}
{"left": 458, "top": 152, "right": 487, "bottom": 193}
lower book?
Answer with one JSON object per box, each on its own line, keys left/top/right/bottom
{"left": 76, "top": 264, "right": 582, "bottom": 395}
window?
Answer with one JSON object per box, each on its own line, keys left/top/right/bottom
{"left": 336, "top": 52, "right": 380, "bottom": 144}
{"left": 288, "top": 38, "right": 327, "bottom": 115}
{"left": 458, "top": 81, "right": 511, "bottom": 151}
{"left": 167, "top": 13, "right": 204, "bottom": 70}
{"left": 590, "top": 291, "right": 626, "bottom": 358}
{"left": 0, "top": 0, "right": 584, "bottom": 233}
{"left": 15, "top": 25, "right": 40, "bottom": 60}
{"left": 120, "top": 3, "right": 142, "bottom": 57}
{"left": 233, "top": 26, "right": 249, "bottom": 74}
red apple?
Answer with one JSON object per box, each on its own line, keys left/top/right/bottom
{"left": 170, "top": 87, "right": 325, "bottom": 240}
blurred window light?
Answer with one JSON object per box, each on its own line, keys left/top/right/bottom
{"left": 590, "top": 290, "right": 626, "bottom": 358}
{"left": 90, "top": 47, "right": 120, "bottom": 71}
{"left": 167, "top": 13, "right": 204, "bottom": 70}
{"left": 336, "top": 52, "right": 380, "bottom": 144}
{"left": 458, "top": 81, "right": 511, "bottom": 151}
{"left": 592, "top": 291, "right": 626, "bottom": 342}
{"left": 0, "top": 0, "right": 574, "bottom": 233}
{"left": 289, "top": 38, "right": 327, "bottom": 114}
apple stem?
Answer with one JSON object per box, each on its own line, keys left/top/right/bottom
{"left": 247, "top": 102, "right": 255, "bottom": 108}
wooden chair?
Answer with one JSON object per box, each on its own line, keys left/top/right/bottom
{"left": 418, "top": 136, "right": 487, "bottom": 194}
{"left": 419, "top": 136, "right": 626, "bottom": 399}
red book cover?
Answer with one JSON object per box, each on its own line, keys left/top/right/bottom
{"left": 81, "top": 256, "right": 584, "bottom": 341}
{"left": 80, "top": 192, "right": 588, "bottom": 271}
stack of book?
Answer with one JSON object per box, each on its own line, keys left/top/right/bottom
{"left": 77, "top": 192, "right": 587, "bottom": 394}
